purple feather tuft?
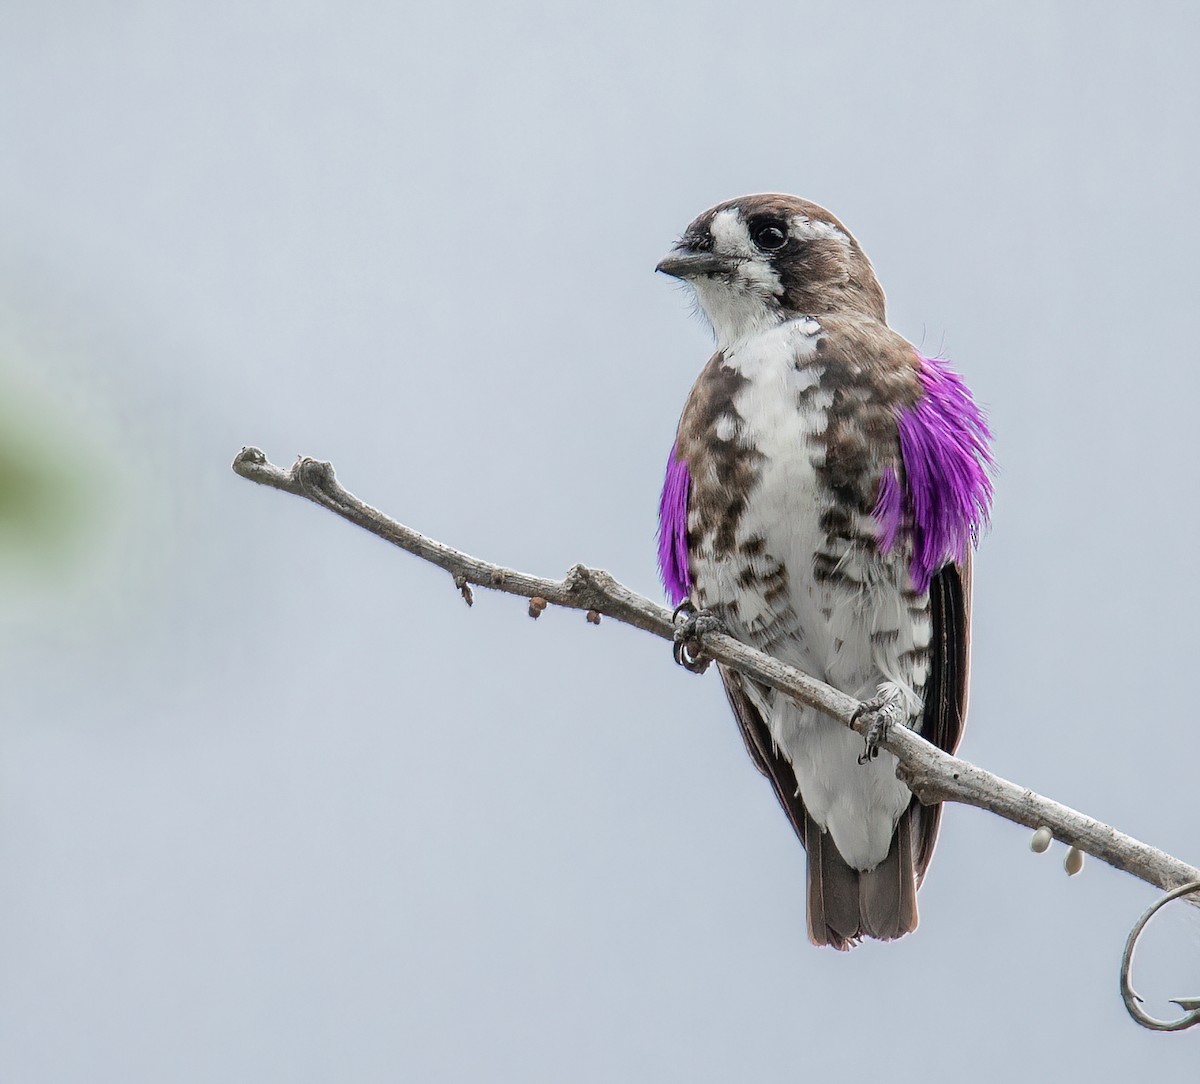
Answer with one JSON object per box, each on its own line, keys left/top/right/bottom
{"left": 657, "top": 446, "right": 691, "bottom": 605}
{"left": 876, "top": 356, "right": 994, "bottom": 594}
{"left": 873, "top": 464, "right": 903, "bottom": 555}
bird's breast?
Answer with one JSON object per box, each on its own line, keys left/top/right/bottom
{"left": 679, "top": 319, "right": 910, "bottom": 675}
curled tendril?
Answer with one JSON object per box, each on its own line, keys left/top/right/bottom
{"left": 1120, "top": 879, "right": 1200, "bottom": 1032}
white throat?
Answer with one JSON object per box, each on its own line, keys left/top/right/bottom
{"left": 685, "top": 205, "right": 787, "bottom": 350}
{"left": 690, "top": 274, "right": 787, "bottom": 352}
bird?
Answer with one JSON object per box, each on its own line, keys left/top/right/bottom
{"left": 655, "top": 194, "right": 992, "bottom": 949}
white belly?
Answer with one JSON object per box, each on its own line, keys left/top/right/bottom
{"left": 690, "top": 319, "right": 922, "bottom": 871}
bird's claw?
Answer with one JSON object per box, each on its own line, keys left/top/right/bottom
{"left": 853, "top": 688, "right": 906, "bottom": 764}
{"left": 672, "top": 601, "right": 723, "bottom": 674}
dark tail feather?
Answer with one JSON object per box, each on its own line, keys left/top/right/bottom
{"left": 805, "top": 812, "right": 863, "bottom": 950}
{"left": 859, "top": 808, "right": 919, "bottom": 941}
{"left": 805, "top": 809, "right": 919, "bottom": 949}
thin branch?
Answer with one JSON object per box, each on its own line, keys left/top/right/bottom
{"left": 234, "top": 444, "right": 1200, "bottom": 1033}
{"left": 232, "top": 446, "right": 1199, "bottom": 897}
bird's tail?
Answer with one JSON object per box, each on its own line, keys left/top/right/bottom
{"left": 804, "top": 808, "right": 919, "bottom": 950}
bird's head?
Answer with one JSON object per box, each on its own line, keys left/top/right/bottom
{"left": 657, "top": 194, "right": 886, "bottom": 349}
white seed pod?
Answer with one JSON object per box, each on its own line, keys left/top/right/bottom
{"left": 1064, "top": 846, "right": 1085, "bottom": 876}
{"left": 1030, "top": 827, "right": 1053, "bottom": 853}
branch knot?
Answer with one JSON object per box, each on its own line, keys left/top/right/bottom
{"left": 293, "top": 457, "right": 336, "bottom": 494}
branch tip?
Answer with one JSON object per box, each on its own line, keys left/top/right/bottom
{"left": 233, "top": 446, "right": 267, "bottom": 472}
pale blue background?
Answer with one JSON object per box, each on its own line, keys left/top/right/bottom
{"left": 1, "top": 2, "right": 1196, "bottom": 1080}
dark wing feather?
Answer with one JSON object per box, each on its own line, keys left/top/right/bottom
{"left": 912, "top": 553, "right": 972, "bottom": 884}
{"left": 718, "top": 663, "right": 809, "bottom": 844}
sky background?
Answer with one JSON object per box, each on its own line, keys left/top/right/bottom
{"left": 2, "top": 2, "right": 1197, "bottom": 1080}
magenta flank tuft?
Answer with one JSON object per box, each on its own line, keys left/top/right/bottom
{"left": 657, "top": 447, "right": 691, "bottom": 605}
{"left": 876, "top": 355, "right": 994, "bottom": 594}
{"left": 873, "top": 464, "right": 903, "bottom": 555}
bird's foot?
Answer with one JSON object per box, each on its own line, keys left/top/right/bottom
{"left": 853, "top": 685, "right": 907, "bottom": 764}
{"left": 672, "top": 601, "right": 723, "bottom": 675}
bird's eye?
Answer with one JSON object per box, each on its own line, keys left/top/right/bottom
{"left": 752, "top": 222, "right": 787, "bottom": 251}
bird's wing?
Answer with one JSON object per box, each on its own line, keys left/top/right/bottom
{"left": 718, "top": 663, "right": 809, "bottom": 843}
{"left": 883, "top": 349, "right": 989, "bottom": 883}
{"left": 912, "top": 552, "right": 972, "bottom": 884}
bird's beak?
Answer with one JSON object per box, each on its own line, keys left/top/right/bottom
{"left": 655, "top": 246, "right": 730, "bottom": 279}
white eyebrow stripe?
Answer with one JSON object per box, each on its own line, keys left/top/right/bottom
{"left": 789, "top": 213, "right": 850, "bottom": 245}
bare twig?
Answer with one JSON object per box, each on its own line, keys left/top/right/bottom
{"left": 232, "top": 446, "right": 1198, "bottom": 894}
{"left": 233, "top": 445, "right": 1200, "bottom": 1028}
